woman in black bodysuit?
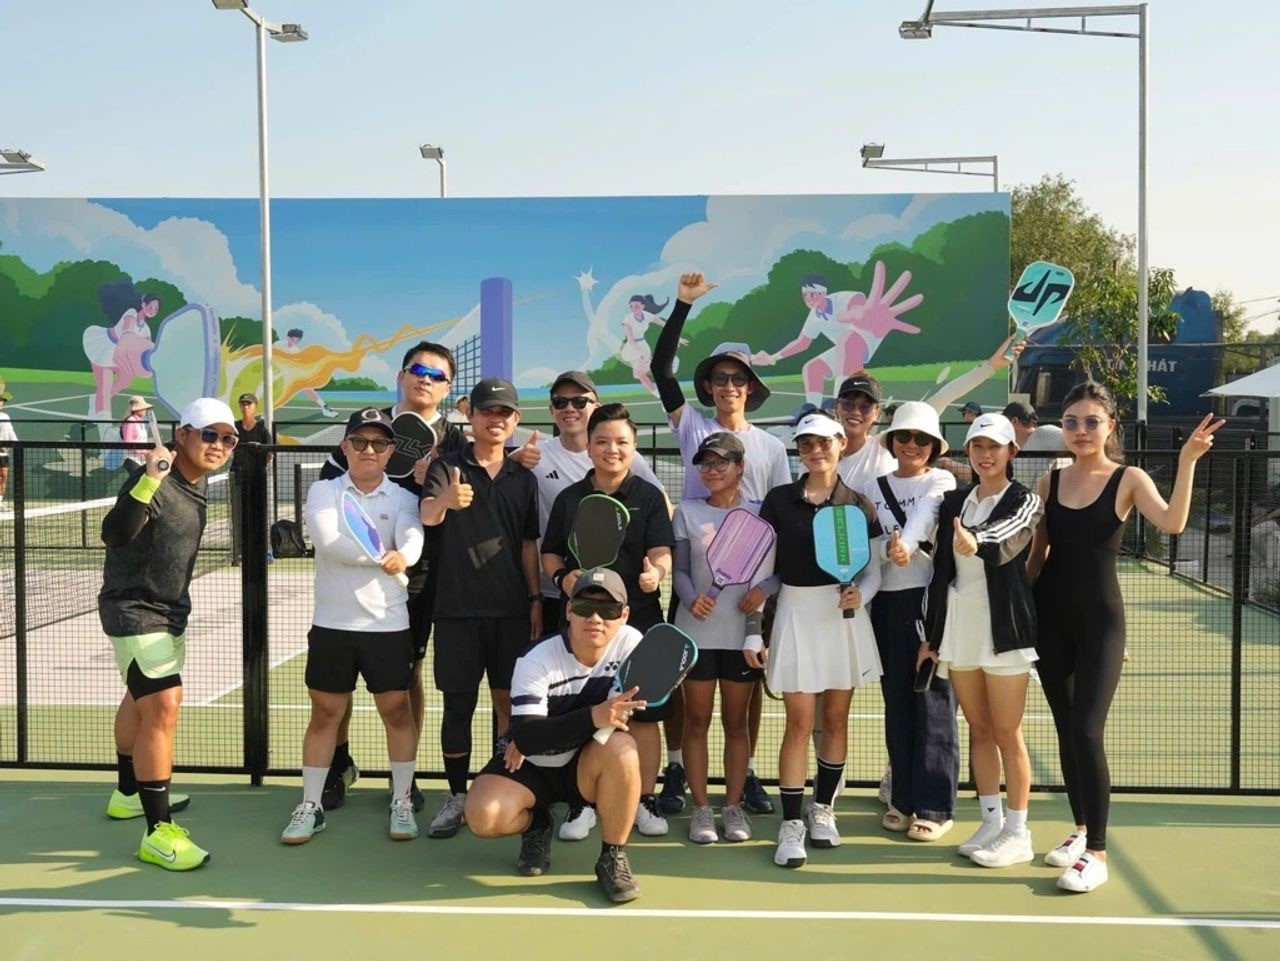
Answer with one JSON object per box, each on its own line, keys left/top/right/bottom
{"left": 1028, "top": 382, "right": 1223, "bottom": 893}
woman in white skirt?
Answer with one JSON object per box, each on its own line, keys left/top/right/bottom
{"left": 753, "top": 411, "right": 883, "bottom": 868}
{"left": 917, "top": 414, "right": 1044, "bottom": 868}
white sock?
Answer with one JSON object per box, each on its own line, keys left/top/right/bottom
{"left": 978, "top": 793, "right": 1003, "bottom": 825}
{"left": 1006, "top": 808, "right": 1028, "bottom": 833}
{"left": 668, "top": 749, "right": 683, "bottom": 767}
{"left": 302, "top": 766, "right": 327, "bottom": 807}
{"left": 747, "top": 757, "right": 757, "bottom": 772}
{"left": 390, "top": 760, "right": 415, "bottom": 800}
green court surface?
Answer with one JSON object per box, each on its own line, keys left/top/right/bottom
{"left": 0, "top": 771, "right": 1277, "bottom": 961}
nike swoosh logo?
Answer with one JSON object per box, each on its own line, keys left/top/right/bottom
{"left": 143, "top": 843, "right": 177, "bottom": 863}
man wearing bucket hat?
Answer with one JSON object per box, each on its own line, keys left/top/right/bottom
{"left": 649, "top": 271, "right": 792, "bottom": 817}
{"left": 99, "top": 396, "right": 238, "bottom": 871}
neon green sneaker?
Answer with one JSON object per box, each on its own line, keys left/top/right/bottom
{"left": 107, "top": 789, "right": 191, "bottom": 821}
{"left": 138, "top": 821, "right": 210, "bottom": 871}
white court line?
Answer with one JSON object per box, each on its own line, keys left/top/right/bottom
{"left": 0, "top": 898, "right": 1276, "bottom": 929}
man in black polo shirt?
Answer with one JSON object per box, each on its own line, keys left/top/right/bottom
{"left": 540, "top": 403, "right": 675, "bottom": 836}
{"left": 421, "top": 377, "right": 542, "bottom": 839}
{"left": 229, "top": 392, "right": 271, "bottom": 564}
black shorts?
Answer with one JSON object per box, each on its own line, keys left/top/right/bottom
{"left": 540, "top": 595, "right": 565, "bottom": 637}
{"left": 477, "top": 749, "right": 586, "bottom": 811}
{"left": 125, "top": 660, "right": 182, "bottom": 699}
{"left": 432, "top": 616, "right": 530, "bottom": 693}
{"left": 305, "top": 625, "right": 413, "bottom": 695}
{"left": 687, "top": 648, "right": 763, "bottom": 684}
{"left": 407, "top": 578, "right": 434, "bottom": 661}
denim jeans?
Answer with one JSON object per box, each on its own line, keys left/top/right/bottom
{"left": 871, "top": 586, "right": 958, "bottom": 822}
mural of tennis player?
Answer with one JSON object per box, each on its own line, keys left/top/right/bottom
{"left": 620, "top": 294, "right": 685, "bottom": 397}
{"left": 279, "top": 328, "right": 338, "bottom": 418}
{"left": 82, "top": 282, "right": 161, "bottom": 418}
{"left": 753, "top": 262, "right": 924, "bottom": 406}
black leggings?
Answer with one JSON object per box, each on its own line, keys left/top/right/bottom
{"left": 1036, "top": 601, "right": 1126, "bottom": 852}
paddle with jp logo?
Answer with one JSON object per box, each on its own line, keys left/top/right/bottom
{"left": 593, "top": 623, "right": 699, "bottom": 744}
{"left": 812, "top": 504, "right": 872, "bottom": 620}
{"left": 341, "top": 490, "right": 410, "bottom": 587}
{"left": 705, "top": 508, "right": 775, "bottom": 598}
{"left": 569, "top": 492, "right": 630, "bottom": 570}
{"left": 385, "top": 410, "right": 438, "bottom": 480}
{"left": 1004, "top": 260, "right": 1075, "bottom": 360}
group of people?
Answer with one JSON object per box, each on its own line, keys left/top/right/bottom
{"left": 93, "top": 271, "right": 1224, "bottom": 905}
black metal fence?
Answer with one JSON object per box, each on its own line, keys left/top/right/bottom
{"left": 2, "top": 434, "right": 1277, "bottom": 795}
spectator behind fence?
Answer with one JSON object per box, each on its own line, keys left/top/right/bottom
{"left": 121, "top": 396, "right": 153, "bottom": 473}
{"left": 0, "top": 390, "right": 15, "bottom": 507}
{"left": 229, "top": 393, "right": 273, "bottom": 564}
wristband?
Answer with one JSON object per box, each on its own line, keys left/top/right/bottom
{"left": 528, "top": 594, "right": 542, "bottom": 603}
{"left": 128, "top": 472, "right": 163, "bottom": 505}
{"left": 551, "top": 567, "right": 570, "bottom": 592}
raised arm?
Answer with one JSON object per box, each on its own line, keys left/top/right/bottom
{"left": 650, "top": 272, "right": 718, "bottom": 423}
{"left": 1124, "top": 413, "right": 1224, "bottom": 534}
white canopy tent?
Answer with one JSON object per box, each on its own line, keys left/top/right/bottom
{"left": 1208, "top": 365, "right": 1280, "bottom": 480}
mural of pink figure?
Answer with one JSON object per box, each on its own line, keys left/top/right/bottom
{"left": 753, "top": 261, "right": 923, "bottom": 405}
{"left": 619, "top": 294, "right": 685, "bottom": 397}
{"left": 82, "top": 284, "right": 160, "bottom": 417}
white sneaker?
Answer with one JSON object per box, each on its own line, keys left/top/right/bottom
{"left": 806, "top": 802, "right": 841, "bottom": 849}
{"left": 634, "top": 794, "right": 669, "bottom": 837}
{"left": 970, "top": 826, "right": 1034, "bottom": 868}
{"left": 1044, "top": 831, "right": 1088, "bottom": 868}
{"left": 878, "top": 765, "right": 892, "bottom": 805}
{"left": 774, "top": 818, "right": 808, "bottom": 868}
{"left": 957, "top": 819, "right": 1005, "bottom": 859}
{"left": 559, "top": 803, "right": 596, "bottom": 841}
{"left": 320, "top": 403, "right": 338, "bottom": 418}
{"left": 721, "top": 803, "right": 752, "bottom": 842}
{"left": 688, "top": 805, "right": 717, "bottom": 844}
{"left": 1057, "top": 852, "right": 1109, "bottom": 892}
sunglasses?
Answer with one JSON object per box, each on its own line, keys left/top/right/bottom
{"left": 347, "top": 436, "right": 393, "bottom": 453}
{"left": 709, "top": 371, "right": 750, "bottom": 387}
{"left": 402, "top": 362, "right": 451, "bottom": 383}
{"left": 551, "top": 395, "right": 593, "bottom": 410}
{"left": 695, "top": 458, "right": 738, "bottom": 474}
{"left": 796, "top": 435, "right": 836, "bottom": 453}
{"left": 836, "top": 397, "right": 877, "bottom": 415}
{"left": 893, "top": 430, "right": 936, "bottom": 448}
{"left": 569, "top": 598, "right": 626, "bottom": 620}
{"left": 189, "top": 427, "right": 238, "bottom": 449}
{"left": 1063, "top": 415, "right": 1106, "bottom": 432}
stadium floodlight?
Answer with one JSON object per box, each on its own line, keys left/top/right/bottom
{"left": 898, "top": 2, "right": 1151, "bottom": 426}
{"left": 210, "top": 1, "right": 308, "bottom": 428}
{"left": 861, "top": 141, "right": 998, "bottom": 191}
{"left": 0, "top": 148, "right": 45, "bottom": 175}
{"left": 860, "top": 143, "right": 885, "bottom": 161}
{"left": 419, "top": 144, "right": 447, "bottom": 198}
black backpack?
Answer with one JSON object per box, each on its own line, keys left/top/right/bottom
{"left": 270, "top": 519, "right": 311, "bottom": 559}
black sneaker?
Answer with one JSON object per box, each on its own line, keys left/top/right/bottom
{"left": 742, "top": 769, "right": 774, "bottom": 815}
{"left": 321, "top": 758, "right": 359, "bottom": 811}
{"left": 410, "top": 782, "right": 425, "bottom": 814}
{"left": 595, "top": 847, "right": 640, "bottom": 903}
{"left": 516, "top": 818, "right": 552, "bottom": 877}
{"left": 658, "top": 761, "right": 687, "bottom": 814}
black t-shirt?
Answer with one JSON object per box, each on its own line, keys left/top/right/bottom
{"left": 760, "top": 474, "right": 883, "bottom": 587}
{"left": 423, "top": 448, "right": 539, "bottom": 619}
{"left": 542, "top": 470, "right": 675, "bottom": 632}
{"left": 231, "top": 417, "right": 271, "bottom": 473}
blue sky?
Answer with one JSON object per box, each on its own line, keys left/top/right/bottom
{"left": 2, "top": 1, "right": 1277, "bottom": 332}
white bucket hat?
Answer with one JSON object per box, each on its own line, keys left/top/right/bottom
{"left": 879, "top": 400, "right": 948, "bottom": 455}
{"left": 965, "top": 412, "right": 1019, "bottom": 450}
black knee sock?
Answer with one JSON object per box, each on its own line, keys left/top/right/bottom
{"left": 527, "top": 808, "right": 551, "bottom": 834}
{"left": 444, "top": 754, "right": 470, "bottom": 796}
{"left": 815, "top": 757, "right": 845, "bottom": 807}
{"left": 780, "top": 785, "right": 804, "bottom": 821}
{"left": 138, "top": 779, "right": 171, "bottom": 832}
{"left": 116, "top": 753, "right": 137, "bottom": 795}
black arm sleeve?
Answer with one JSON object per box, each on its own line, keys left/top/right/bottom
{"left": 100, "top": 489, "right": 151, "bottom": 547}
{"left": 509, "top": 708, "right": 599, "bottom": 756}
{"left": 649, "top": 299, "right": 692, "bottom": 414}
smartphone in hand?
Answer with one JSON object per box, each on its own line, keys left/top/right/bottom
{"left": 913, "top": 658, "right": 938, "bottom": 693}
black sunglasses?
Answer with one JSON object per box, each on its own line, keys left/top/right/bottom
{"left": 551, "top": 395, "right": 593, "bottom": 410}
{"left": 569, "top": 598, "right": 626, "bottom": 620}
{"left": 195, "top": 427, "right": 238, "bottom": 449}
{"left": 709, "top": 371, "right": 750, "bottom": 387}
{"left": 893, "top": 430, "right": 936, "bottom": 448}
{"left": 347, "top": 436, "right": 393, "bottom": 452}
{"left": 402, "top": 362, "right": 450, "bottom": 383}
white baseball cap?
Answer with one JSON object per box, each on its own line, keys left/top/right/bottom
{"left": 964, "top": 412, "right": 1018, "bottom": 450}
{"left": 792, "top": 411, "right": 846, "bottom": 442}
{"left": 179, "top": 397, "right": 236, "bottom": 430}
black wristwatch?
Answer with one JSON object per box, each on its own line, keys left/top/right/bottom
{"left": 528, "top": 593, "right": 542, "bottom": 603}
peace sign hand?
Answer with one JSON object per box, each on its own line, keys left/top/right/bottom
{"left": 1180, "top": 413, "right": 1226, "bottom": 464}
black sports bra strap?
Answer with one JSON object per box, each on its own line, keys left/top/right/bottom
{"left": 1105, "top": 465, "right": 1128, "bottom": 495}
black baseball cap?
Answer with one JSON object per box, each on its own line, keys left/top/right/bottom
{"left": 1001, "top": 401, "right": 1038, "bottom": 424}
{"left": 550, "top": 370, "right": 598, "bottom": 397}
{"left": 345, "top": 407, "right": 395, "bottom": 438}
{"left": 692, "top": 431, "right": 745, "bottom": 464}
{"left": 837, "top": 372, "right": 883, "bottom": 403}
{"left": 470, "top": 378, "right": 520, "bottom": 411}
{"left": 569, "top": 567, "right": 628, "bottom": 604}
{"left": 960, "top": 401, "right": 983, "bottom": 416}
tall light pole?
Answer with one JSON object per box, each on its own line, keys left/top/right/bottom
{"left": 899, "top": 3, "right": 1150, "bottom": 426}
{"left": 860, "top": 142, "right": 999, "bottom": 191}
{"left": 212, "top": 0, "right": 308, "bottom": 429}
{"left": 419, "top": 144, "right": 447, "bottom": 198}
{"left": 0, "top": 149, "right": 46, "bottom": 175}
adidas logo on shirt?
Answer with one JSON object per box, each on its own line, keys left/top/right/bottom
{"left": 545, "top": 470, "right": 560, "bottom": 480}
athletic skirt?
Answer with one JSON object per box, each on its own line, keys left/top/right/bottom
{"left": 766, "top": 584, "right": 882, "bottom": 694}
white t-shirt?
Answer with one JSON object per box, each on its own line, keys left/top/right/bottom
{"left": 0, "top": 411, "right": 16, "bottom": 445}
{"left": 672, "top": 407, "right": 792, "bottom": 501}
{"left": 531, "top": 436, "right": 663, "bottom": 597}
{"left": 859, "top": 469, "right": 956, "bottom": 592}
{"left": 838, "top": 437, "right": 898, "bottom": 490}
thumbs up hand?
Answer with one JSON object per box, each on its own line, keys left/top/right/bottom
{"left": 886, "top": 529, "right": 910, "bottom": 567}
{"left": 512, "top": 429, "right": 542, "bottom": 469}
{"left": 638, "top": 555, "right": 661, "bottom": 593}
{"left": 447, "top": 465, "right": 474, "bottom": 511}
{"left": 953, "top": 516, "right": 977, "bottom": 557}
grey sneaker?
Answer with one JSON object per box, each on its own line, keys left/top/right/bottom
{"left": 721, "top": 803, "right": 752, "bottom": 842}
{"left": 281, "top": 801, "right": 325, "bottom": 845}
{"left": 806, "top": 801, "right": 841, "bottom": 849}
{"left": 428, "top": 791, "right": 467, "bottom": 838}
{"left": 688, "top": 805, "right": 717, "bottom": 844}
{"left": 389, "top": 796, "right": 418, "bottom": 841}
